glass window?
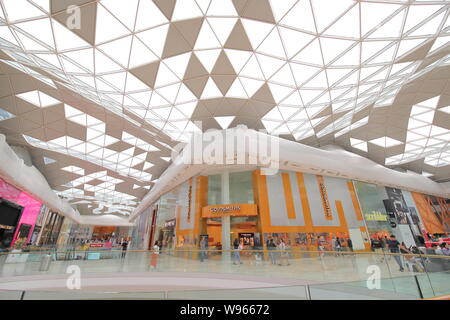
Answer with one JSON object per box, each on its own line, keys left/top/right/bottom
{"left": 229, "top": 171, "right": 254, "bottom": 204}
{"left": 208, "top": 174, "right": 222, "bottom": 205}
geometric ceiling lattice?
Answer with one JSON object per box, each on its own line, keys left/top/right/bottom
{"left": 0, "top": 0, "right": 449, "bottom": 215}
{"left": 386, "top": 96, "right": 450, "bottom": 168}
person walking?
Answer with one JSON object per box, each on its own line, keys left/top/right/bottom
{"left": 150, "top": 241, "right": 160, "bottom": 269}
{"left": 268, "top": 238, "right": 277, "bottom": 264}
{"left": 121, "top": 240, "right": 128, "bottom": 259}
{"left": 199, "top": 236, "right": 207, "bottom": 262}
{"left": 347, "top": 238, "right": 353, "bottom": 255}
{"left": 335, "top": 237, "right": 342, "bottom": 256}
{"left": 277, "top": 239, "right": 290, "bottom": 266}
{"left": 387, "top": 235, "right": 404, "bottom": 272}
{"left": 233, "top": 238, "right": 243, "bottom": 265}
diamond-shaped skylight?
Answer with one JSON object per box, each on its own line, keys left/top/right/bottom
{"left": 16, "top": 90, "right": 61, "bottom": 108}
{"left": 369, "top": 137, "right": 404, "bottom": 148}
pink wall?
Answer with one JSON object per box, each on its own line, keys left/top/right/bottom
{"left": 0, "top": 178, "right": 42, "bottom": 245}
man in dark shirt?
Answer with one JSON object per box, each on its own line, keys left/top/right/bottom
{"left": 121, "top": 240, "right": 128, "bottom": 259}
{"left": 387, "top": 235, "right": 404, "bottom": 272}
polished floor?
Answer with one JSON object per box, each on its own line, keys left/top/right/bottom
{"left": 0, "top": 251, "right": 448, "bottom": 299}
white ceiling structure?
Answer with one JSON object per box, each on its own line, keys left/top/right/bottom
{"left": 0, "top": 0, "right": 449, "bottom": 221}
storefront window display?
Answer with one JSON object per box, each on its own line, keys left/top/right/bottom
{"left": 0, "top": 177, "right": 43, "bottom": 246}
{"left": 130, "top": 207, "right": 151, "bottom": 249}
{"left": 263, "top": 232, "right": 351, "bottom": 252}
{"left": 354, "top": 181, "right": 393, "bottom": 241}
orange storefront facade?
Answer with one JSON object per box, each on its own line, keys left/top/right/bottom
{"left": 132, "top": 169, "right": 449, "bottom": 251}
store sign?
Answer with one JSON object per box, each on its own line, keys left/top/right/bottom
{"left": 164, "top": 219, "right": 176, "bottom": 228}
{"left": 89, "top": 243, "right": 104, "bottom": 248}
{"left": 317, "top": 175, "right": 332, "bottom": 220}
{"left": 364, "top": 211, "right": 388, "bottom": 221}
{"left": 202, "top": 204, "right": 258, "bottom": 218}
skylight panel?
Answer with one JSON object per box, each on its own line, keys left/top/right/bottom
{"left": 240, "top": 54, "right": 264, "bottom": 78}
{"left": 201, "top": 78, "right": 222, "bottom": 99}
{"left": 164, "top": 53, "right": 191, "bottom": 79}
{"left": 278, "top": 27, "right": 314, "bottom": 59}
{"left": 323, "top": 4, "right": 359, "bottom": 38}
{"left": 2, "top": 0, "right": 45, "bottom": 22}
{"left": 15, "top": 17, "right": 54, "bottom": 49}
{"left": 125, "top": 72, "right": 150, "bottom": 92}
{"left": 369, "top": 136, "right": 404, "bottom": 148}
{"left": 61, "top": 165, "right": 85, "bottom": 175}
{"left": 154, "top": 63, "right": 180, "bottom": 88}
{"left": 257, "top": 27, "right": 285, "bottom": 58}
{"left": 52, "top": 19, "right": 90, "bottom": 51}
{"left": 16, "top": 90, "right": 60, "bottom": 107}
{"left": 98, "top": 36, "right": 133, "bottom": 67}
{"left": 195, "top": 49, "right": 221, "bottom": 73}
{"left": 207, "top": 0, "right": 238, "bottom": 16}
{"left": 136, "top": 25, "right": 169, "bottom": 58}
{"left": 291, "top": 39, "right": 323, "bottom": 65}
{"left": 311, "top": 0, "right": 355, "bottom": 33}
{"left": 95, "top": 49, "right": 123, "bottom": 74}
{"left": 0, "top": 108, "right": 15, "bottom": 121}
{"left": 241, "top": 19, "right": 274, "bottom": 50}
{"left": 226, "top": 78, "right": 248, "bottom": 98}
{"left": 280, "top": 0, "right": 316, "bottom": 33}
{"left": 360, "top": 2, "right": 403, "bottom": 36}
{"left": 134, "top": 0, "right": 168, "bottom": 31}
{"left": 95, "top": 4, "right": 131, "bottom": 44}
{"left": 224, "top": 49, "right": 252, "bottom": 74}
{"left": 175, "top": 85, "right": 197, "bottom": 104}
{"left": 100, "top": 0, "right": 139, "bottom": 30}
{"left": 320, "top": 38, "right": 355, "bottom": 65}
{"left": 63, "top": 48, "right": 94, "bottom": 73}
{"left": 207, "top": 17, "right": 238, "bottom": 45}
{"left": 239, "top": 77, "right": 264, "bottom": 97}
{"left": 403, "top": 5, "right": 443, "bottom": 34}
{"left": 172, "top": 0, "right": 203, "bottom": 21}
{"left": 39, "top": 91, "right": 61, "bottom": 107}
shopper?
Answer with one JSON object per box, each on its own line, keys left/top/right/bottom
{"left": 277, "top": 239, "right": 290, "bottom": 266}
{"left": 347, "top": 238, "right": 353, "bottom": 253}
{"left": 334, "top": 237, "right": 342, "bottom": 256}
{"left": 121, "top": 240, "right": 128, "bottom": 259}
{"left": 435, "top": 243, "right": 444, "bottom": 255}
{"left": 441, "top": 243, "right": 450, "bottom": 256}
{"left": 233, "top": 238, "right": 243, "bottom": 265}
{"left": 387, "top": 235, "right": 404, "bottom": 272}
{"left": 150, "top": 241, "right": 160, "bottom": 269}
{"left": 371, "top": 237, "right": 384, "bottom": 262}
{"left": 268, "top": 238, "right": 277, "bottom": 264}
{"left": 199, "top": 236, "right": 207, "bottom": 262}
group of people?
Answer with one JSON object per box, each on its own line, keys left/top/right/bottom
{"left": 266, "top": 238, "right": 290, "bottom": 266}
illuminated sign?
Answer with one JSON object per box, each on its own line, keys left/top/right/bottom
{"left": 164, "top": 219, "right": 176, "bottom": 228}
{"left": 364, "top": 211, "right": 389, "bottom": 221}
{"left": 187, "top": 180, "right": 192, "bottom": 222}
{"left": 202, "top": 204, "right": 258, "bottom": 218}
{"left": 210, "top": 206, "right": 241, "bottom": 213}
{"left": 317, "top": 175, "right": 332, "bottom": 220}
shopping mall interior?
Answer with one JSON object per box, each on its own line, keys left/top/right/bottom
{"left": 0, "top": 0, "right": 449, "bottom": 302}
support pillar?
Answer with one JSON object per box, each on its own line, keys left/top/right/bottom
{"left": 221, "top": 171, "right": 231, "bottom": 262}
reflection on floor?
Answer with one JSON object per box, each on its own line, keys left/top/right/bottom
{"left": 0, "top": 251, "right": 448, "bottom": 299}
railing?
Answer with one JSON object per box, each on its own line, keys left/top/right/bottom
{"left": 0, "top": 248, "right": 449, "bottom": 299}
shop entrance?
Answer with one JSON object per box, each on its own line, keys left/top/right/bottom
{"left": 206, "top": 216, "right": 259, "bottom": 249}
